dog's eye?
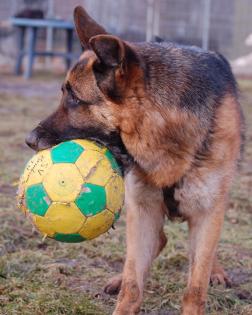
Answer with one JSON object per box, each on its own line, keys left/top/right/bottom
{"left": 65, "top": 90, "right": 90, "bottom": 109}
{"left": 73, "top": 95, "right": 81, "bottom": 105}
{"left": 66, "top": 92, "right": 81, "bottom": 108}
{"left": 71, "top": 92, "right": 88, "bottom": 106}
{"left": 64, "top": 82, "right": 96, "bottom": 108}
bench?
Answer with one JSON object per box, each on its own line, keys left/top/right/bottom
{"left": 11, "top": 17, "right": 78, "bottom": 79}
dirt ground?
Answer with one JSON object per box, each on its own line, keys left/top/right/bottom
{"left": 0, "top": 72, "right": 251, "bottom": 315}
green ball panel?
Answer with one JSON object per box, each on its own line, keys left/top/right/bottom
{"left": 51, "top": 141, "right": 84, "bottom": 164}
{"left": 26, "top": 183, "right": 51, "bottom": 216}
{"left": 54, "top": 233, "right": 86, "bottom": 243}
{"left": 104, "top": 150, "right": 122, "bottom": 175}
{"left": 114, "top": 211, "right": 120, "bottom": 222}
{"left": 75, "top": 183, "right": 106, "bottom": 216}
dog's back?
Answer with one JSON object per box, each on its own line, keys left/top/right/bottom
{"left": 136, "top": 42, "right": 237, "bottom": 111}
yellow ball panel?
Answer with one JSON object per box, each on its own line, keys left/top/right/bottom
{"left": 86, "top": 158, "right": 114, "bottom": 186}
{"left": 45, "top": 202, "right": 86, "bottom": 234}
{"left": 79, "top": 209, "right": 114, "bottom": 239}
{"left": 43, "top": 164, "right": 83, "bottom": 202}
{"left": 32, "top": 215, "right": 55, "bottom": 237}
{"left": 21, "top": 150, "right": 52, "bottom": 187}
{"left": 75, "top": 150, "right": 104, "bottom": 179}
{"left": 105, "top": 175, "right": 125, "bottom": 213}
{"left": 73, "top": 139, "right": 107, "bottom": 153}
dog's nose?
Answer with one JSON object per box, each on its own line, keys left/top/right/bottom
{"left": 25, "top": 129, "right": 39, "bottom": 150}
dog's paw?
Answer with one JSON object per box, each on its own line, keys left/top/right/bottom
{"left": 104, "top": 274, "right": 122, "bottom": 295}
{"left": 210, "top": 269, "right": 231, "bottom": 287}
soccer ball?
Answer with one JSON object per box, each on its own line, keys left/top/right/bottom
{"left": 17, "top": 139, "right": 124, "bottom": 243}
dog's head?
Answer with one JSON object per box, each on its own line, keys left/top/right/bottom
{"left": 25, "top": 6, "right": 141, "bottom": 171}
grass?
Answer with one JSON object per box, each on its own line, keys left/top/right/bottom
{"left": 0, "top": 76, "right": 251, "bottom": 314}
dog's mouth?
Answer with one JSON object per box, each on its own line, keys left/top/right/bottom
{"left": 26, "top": 125, "right": 133, "bottom": 175}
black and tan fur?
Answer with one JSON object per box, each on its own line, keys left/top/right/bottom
{"left": 26, "top": 6, "right": 244, "bottom": 315}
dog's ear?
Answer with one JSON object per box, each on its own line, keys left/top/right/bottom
{"left": 89, "top": 35, "right": 125, "bottom": 68}
{"left": 89, "top": 35, "right": 139, "bottom": 102}
{"left": 73, "top": 6, "right": 107, "bottom": 48}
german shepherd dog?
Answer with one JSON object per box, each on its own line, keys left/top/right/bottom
{"left": 25, "top": 6, "right": 244, "bottom": 315}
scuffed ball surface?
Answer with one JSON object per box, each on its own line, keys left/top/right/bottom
{"left": 17, "top": 139, "right": 124, "bottom": 242}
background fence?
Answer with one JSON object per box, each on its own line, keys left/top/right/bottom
{"left": 0, "top": 0, "right": 252, "bottom": 70}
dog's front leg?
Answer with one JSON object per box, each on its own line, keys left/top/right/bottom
{"left": 182, "top": 199, "right": 226, "bottom": 315}
{"left": 113, "top": 169, "right": 166, "bottom": 315}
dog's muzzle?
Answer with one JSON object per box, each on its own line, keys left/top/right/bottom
{"left": 25, "top": 125, "right": 58, "bottom": 151}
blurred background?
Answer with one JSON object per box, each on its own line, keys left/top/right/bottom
{"left": 0, "top": 1, "right": 251, "bottom": 315}
{"left": 0, "top": 0, "right": 252, "bottom": 76}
